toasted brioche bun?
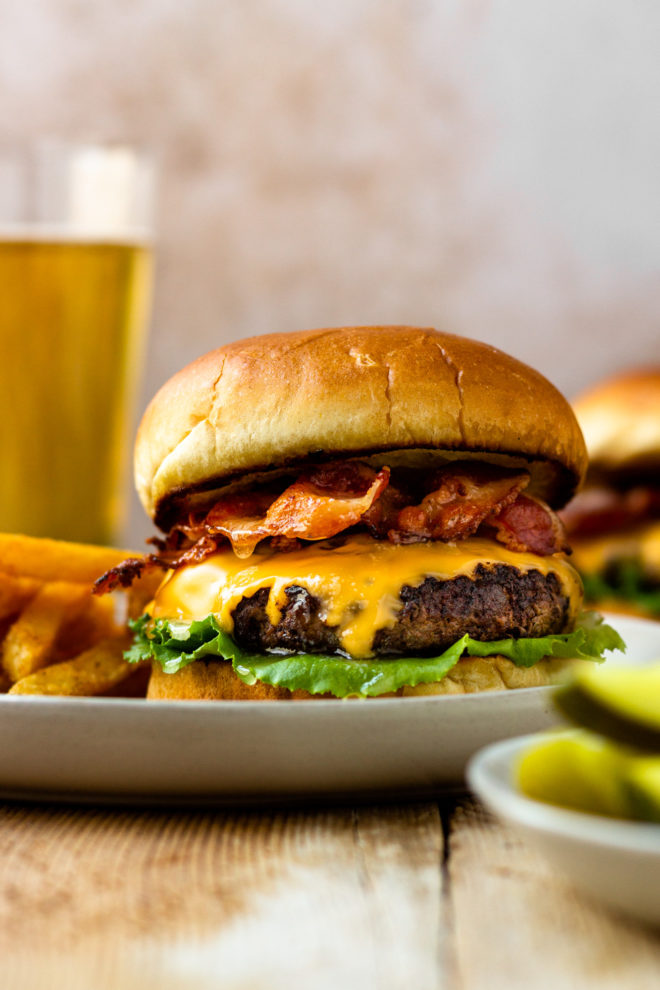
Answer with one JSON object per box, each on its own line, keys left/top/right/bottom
{"left": 574, "top": 368, "right": 660, "bottom": 474}
{"left": 146, "top": 654, "right": 580, "bottom": 701}
{"left": 135, "top": 326, "right": 587, "bottom": 529}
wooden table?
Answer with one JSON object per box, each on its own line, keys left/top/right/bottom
{"left": 2, "top": 795, "right": 660, "bottom": 989}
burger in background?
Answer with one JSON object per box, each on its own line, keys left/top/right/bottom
{"left": 562, "top": 369, "right": 660, "bottom": 618}
{"left": 96, "top": 326, "right": 623, "bottom": 699}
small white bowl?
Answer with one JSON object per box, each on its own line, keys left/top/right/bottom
{"left": 468, "top": 735, "right": 660, "bottom": 927}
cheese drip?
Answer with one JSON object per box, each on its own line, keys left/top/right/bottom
{"left": 151, "top": 534, "right": 583, "bottom": 659}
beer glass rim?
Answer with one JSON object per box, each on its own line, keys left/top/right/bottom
{"left": 0, "top": 139, "right": 155, "bottom": 243}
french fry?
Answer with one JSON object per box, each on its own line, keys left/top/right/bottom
{"left": 1, "top": 581, "right": 90, "bottom": 682}
{"left": 0, "top": 533, "right": 155, "bottom": 698}
{"left": 0, "top": 532, "right": 136, "bottom": 585}
{"left": 8, "top": 637, "right": 135, "bottom": 696}
{"left": 51, "top": 593, "right": 121, "bottom": 663}
{"left": 0, "top": 573, "right": 40, "bottom": 621}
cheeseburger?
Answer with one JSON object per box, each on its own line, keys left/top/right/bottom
{"left": 96, "top": 326, "right": 622, "bottom": 699}
{"left": 562, "top": 369, "right": 660, "bottom": 617}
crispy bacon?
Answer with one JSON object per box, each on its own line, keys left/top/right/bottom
{"left": 200, "top": 462, "right": 390, "bottom": 558}
{"left": 485, "top": 493, "right": 569, "bottom": 555}
{"left": 362, "top": 482, "right": 413, "bottom": 538}
{"left": 93, "top": 459, "right": 570, "bottom": 595}
{"left": 264, "top": 464, "right": 390, "bottom": 539}
{"left": 92, "top": 534, "right": 231, "bottom": 595}
{"left": 202, "top": 491, "right": 277, "bottom": 559}
{"left": 93, "top": 556, "right": 161, "bottom": 595}
{"left": 392, "top": 464, "right": 530, "bottom": 543}
{"left": 302, "top": 460, "right": 383, "bottom": 496}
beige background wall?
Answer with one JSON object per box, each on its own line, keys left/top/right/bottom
{"left": 2, "top": 0, "right": 659, "bottom": 543}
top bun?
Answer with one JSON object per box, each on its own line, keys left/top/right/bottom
{"left": 574, "top": 369, "right": 660, "bottom": 475}
{"left": 135, "top": 326, "right": 587, "bottom": 528}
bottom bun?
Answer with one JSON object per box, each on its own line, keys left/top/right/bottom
{"left": 147, "top": 655, "right": 580, "bottom": 701}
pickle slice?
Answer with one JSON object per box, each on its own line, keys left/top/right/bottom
{"left": 555, "top": 663, "right": 660, "bottom": 751}
{"left": 517, "top": 732, "right": 634, "bottom": 818}
{"left": 626, "top": 760, "right": 660, "bottom": 824}
{"left": 518, "top": 731, "right": 660, "bottom": 822}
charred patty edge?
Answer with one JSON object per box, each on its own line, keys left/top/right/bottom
{"left": 230, "top": 563, "right": 572, "bottom": 658}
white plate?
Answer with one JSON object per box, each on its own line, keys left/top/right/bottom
{"left": 0, "top": 614, "right": 658, "bottom": 804}
{"left": 468, "top": 734, "right": 660, "bottom": 927}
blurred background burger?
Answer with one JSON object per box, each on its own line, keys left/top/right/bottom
{"left": 562, "top": 370, "right": 660, "bottom": 618}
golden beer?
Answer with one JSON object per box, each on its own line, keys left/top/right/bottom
{"left": 0, "top": 236, "right": 153, "bottom": 544}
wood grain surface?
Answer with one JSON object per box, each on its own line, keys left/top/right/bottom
{"left": 0, "top": 798, "right": 658, "bottom": 990}
{"left": 448, "top": 801, "right": 660, "bottom": 990}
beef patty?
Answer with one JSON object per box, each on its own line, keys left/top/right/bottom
{"left": 231, "top": 563, "right": 571, "bottom": 658}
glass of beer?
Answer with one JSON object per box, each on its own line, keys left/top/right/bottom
{"left": 0, "top": 142, "right": 154, "bottom": 545}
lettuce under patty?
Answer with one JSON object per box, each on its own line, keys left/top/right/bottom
{"left": 126, "top": 611, "right": 625, "bottom": 699}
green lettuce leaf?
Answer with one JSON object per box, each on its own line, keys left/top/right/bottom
{"left": 127, "top": 611, "right": 625, "bottom": 699}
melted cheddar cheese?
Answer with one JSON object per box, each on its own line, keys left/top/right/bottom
{"left": 150, "top": 534, "right": 582, "bottom": 659}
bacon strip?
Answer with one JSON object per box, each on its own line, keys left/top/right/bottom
{"left": 93, "top": 556, "right": 160, "bottom": 595}
{"left": 264, "top": 464, "right": 390, "bottom": 539}
{"left": 203, "top": 462, "right": 390, "bottom": 558}
{"left": 94, "top": 461, "right": 569, "bottom": 595}
{"left": 485, "top": 493, "right": 569, "bottom": 555}
{"left": 391, "top": 464, "right": 529, "bottom": 543}
{"left": 362, "top": 483, "right": 413, "bottom": 538}
{"left": 92, "top": 534, "right": 231, "bottom": 595}
{"left": 202, "top": 491, "right": 277, "bottom": 559}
